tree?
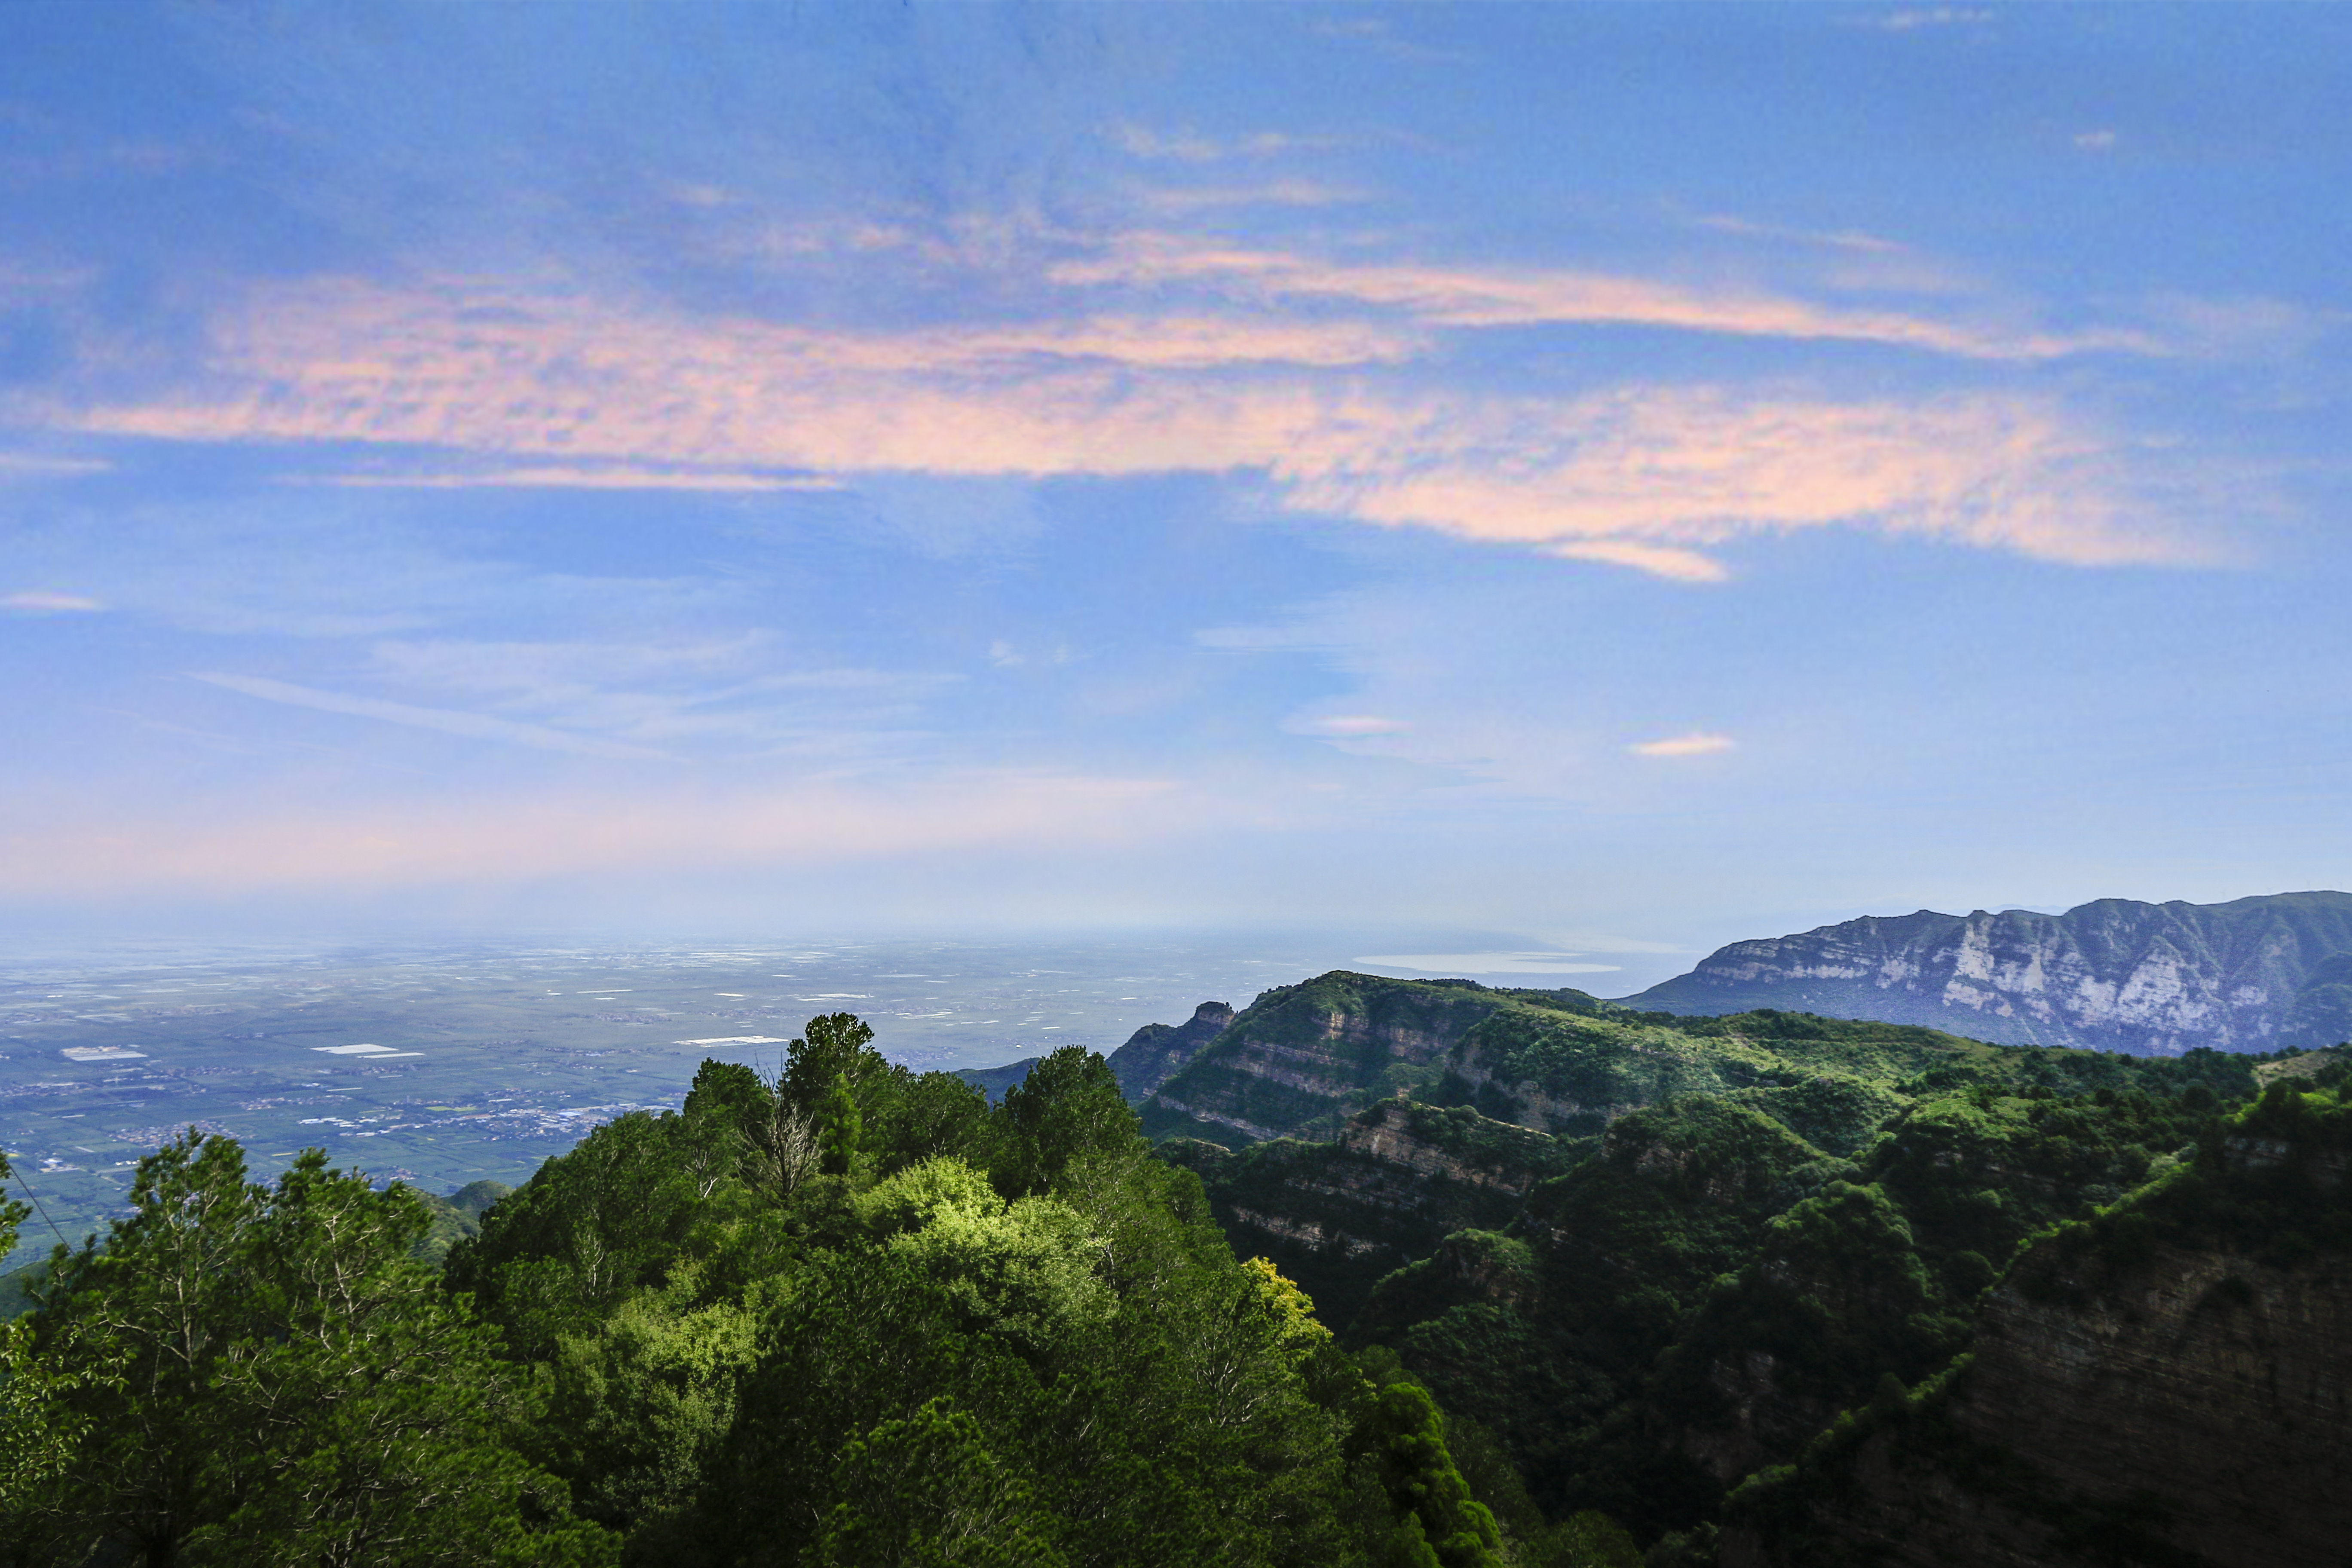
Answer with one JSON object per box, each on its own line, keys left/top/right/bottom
{"left": 993, "top": 1047, "right": 1141, "bottom": 1197}
{"left": 782, "top": 1014, "right": 881, "bottom": 1114}
{"left": 812, "top": 1397, "right": 1065, "bottom": 1568}
{"left": 1357, "top": 1379, "right": 1505, "bottom": 1568}
{"left": 14, "top": 1131, "right": 612, "bottom": 1568}
{"left": 2, "top": 1148, "right": 102, "bottom": 1542}
{"left": 817, "top": 1072, "right": 864, "bottom": 1179}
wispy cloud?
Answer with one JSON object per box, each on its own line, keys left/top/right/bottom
{"left": 3, "top": 590, "right": 105, "bottom": 614}
{"left": 1545, "top": 541, "right": 1730, "bottom": 583}
{"left": 318, "top": 464, "right": 844, "bottom": 492}
{"left": 0, "top": 452, "right": 110, "bottom": 479}
{"left": 192, "top": 671, "right": 673, "bottom": 759}
{"left": 1857, "top": 8, "right": 1995, "bottom": 31}
{"left": 1691, "top": 212, "right": 1908, "bottom": 255}
{"left": 1110, "top": 125, "right": 1371, "bottom": 162}
{"left": 1056, "top": 236, "right": 2160, "bottom": 360}
{"left": 1629, "top": 733, "right": 1736, "bottom": 758}
{"left": 353, "top": 637, "right": 956, "bottom": 750}
{"left": 1138, "top": 179, "right": 1368, "bottom": 213}
{"left": 1307, "top": 15, "right": 1476, "bottom": 64}
{"left": 2073, "top": 129, "right": 2119, "bottom": 153}
{"left": 56, "top": 278, "right": 2207, "bottom": 582}
{"left": 1298, "top": 714, "right": 1410, "bottom": 737}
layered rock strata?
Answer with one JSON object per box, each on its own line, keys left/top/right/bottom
{"left": 1625, "top": 891, "right": 2352, "bottom": 1054}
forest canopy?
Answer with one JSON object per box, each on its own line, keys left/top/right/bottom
{"left": 0, "top": 1018, "right": 1527, "bottom": 1568}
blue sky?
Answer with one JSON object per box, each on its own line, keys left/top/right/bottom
{"left": 4, "top": 3, "right": 2350, "bottom": 980}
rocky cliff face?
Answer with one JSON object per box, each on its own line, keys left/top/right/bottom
{"left": 1721, "top": 1075, "right": 2352, "bottom": 1568}
{"left": 1623, "top": 891, "right": 2352, "bottom": 1055}
{"left": 1161, "top": 1097, "right": 1572, "bottom": 1331}
{"left": 1724, "top": 1237, "right": 2352, "bottom": 1568}
{"left": 1104, "top": 1001, "right": 1235, "bottom": 1102}
{"left": 1141, "top": 974, "right": 1525, "bottom": 1144}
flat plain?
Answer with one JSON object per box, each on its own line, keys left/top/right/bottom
{"left": 0, "top": 934, "right": 1351, "bottom": 1271}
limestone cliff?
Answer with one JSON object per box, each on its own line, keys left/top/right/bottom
{"left": 1623, "top": 891, "right": 2352, "bottom": 1055}
{"left": 1722, "top": 1078, "right": 2352, "bottom": 1568}
{"left": 1104, "top": 1000, "right": 1235, "bottom": 1102}
{"left": 1723, "top": 1240, "right": 2352, "bottom": 1568}
{"left": 1161, "top": 1096, "right": 1573, "bottom": 1332}
{"left": 1140, "top": 973, "right": 1531, "bottom": 1144}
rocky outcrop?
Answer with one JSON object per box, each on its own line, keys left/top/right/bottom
{"left": 1159, "top": 1097, "right": 1573, "bottom": 1331}
{"left": 1726, "top": 1237, "right": 2352, "bottom": 1568}
{"left": 1141, "top": 974, "right": 1520, "bottom": 1144}
{"left": 1623, "top": 891, "right": 2352, "bottom": 1055}
{"left": 1104, "top": 1001, "right": 1234, "bottom": 1102}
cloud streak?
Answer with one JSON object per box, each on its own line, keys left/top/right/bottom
{"left": 0, "top": 771, "right": 1188, "bottom": 897}
{"left": 1629, "top": 733, "right": 1736, "bottom": 758}
{"left": 4, "top": 591, "right": 105, "bottom": 614}
{"left": 1054, "top": 236, "right": 2162, "bottom": 361}
{"left": 192, "top": 671, "right": 674, "bottom": 759}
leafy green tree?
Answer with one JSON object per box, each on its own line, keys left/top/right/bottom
{"left": 817, "top": 1072, "right": 864, "bottom": 1178}
{"left": 879, "top": 1072, "right": 994, "bottom": 1175}
{"left": 537, "top": 1281, "right": 762, "bottom": 1538}
{"left": 782, "top": 1014, "right": 882, "bottom": 1114}
{"left": 993, "top": 1046, "right": 1140, "bottom": 1197}
{"left": 2, "top": 1148, "right": 105, "bottom": 1541}
{"left": 812, "top": 1397, "right": 1066, "bottom": 1568}
{"left": 12, "top": 1131, "right": 611, "bottom": 1568}
{"left": 447, "top": 1110, "right": 786, "bottom": 1363}
{"left": 1357, "top": 1379, "right": 1504, "bottom": 1568}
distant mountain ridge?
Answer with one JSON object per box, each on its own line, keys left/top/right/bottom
{"left": 957, "top": 1000, "right": 1238, "bottom": 1106}
{"left": 1620, "top": 890, "right": 2352, "bottom": 1055}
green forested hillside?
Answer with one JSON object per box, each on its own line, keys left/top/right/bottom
{"left": 9, "top": 983, "right": 2342, "bottom": 1568}
{"left": 0, "top": 1016, "right": 1531, "bottom": 1568}
{"left": 1155, "top": 971, "right": 2344, "bottom": 1563}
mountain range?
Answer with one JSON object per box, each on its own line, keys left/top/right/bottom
{"left": 1617, "top": 890, "right": 2352, "bottom": 1056}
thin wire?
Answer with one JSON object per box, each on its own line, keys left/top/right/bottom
{"left": 6, "top": 1161, "right": 76, "bottom": 1250}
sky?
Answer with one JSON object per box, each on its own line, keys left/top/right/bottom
{"left": 3, "top": 3, "right": 2350, "bottom": 986}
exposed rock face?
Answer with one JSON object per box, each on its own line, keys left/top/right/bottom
{"left": 1726, "top": 1239, "right": 2352, "bottom": 1568}
{"left": 1623, "top": 891, "right": 2352, "bottom": 1055}
{"left": 1142, "top": 974, "right": 1519, "bottom": 1144}
{"left": 1104, "top": 1001, "right": 1234, "bottom": 1102}
{"left": 1160, "top": 1097, "right": 1572, "bottom": 1331}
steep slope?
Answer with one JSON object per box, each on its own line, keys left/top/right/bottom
{"left": 1160, "top": 1097, "right": 1577, "bottom": 1332}
{"left": 1165, "top": 995, "right": 2280, "bottom": 1546}
{"left": 1139, "top": 973, "right": 1535, "bottom": 1144}
{"left": 956, "top": 1002, "right": 1236, "bottom": 1107}
{"left": 1723, "top": 1072, "right": 2352, "bottom": 1568}
{"left": 1621, "top": 891, "right": 2352, "bottom": 1055}
{"left": 1105, "top": 1000, "right": 1235, "bottom": 1100}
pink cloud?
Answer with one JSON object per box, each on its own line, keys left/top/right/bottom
{"left": 58, "top": 278, "right": 2207, "bottom": 579}
{"left": 318, "top": 463, "right": 844, "bottom": 492}
{"left": 1546, "top": 541, "right": 1730, "bottom": 582}
{"left": 3, "top": 589, "right": 105, "bottom": 613}
{"left": 1629, "top": 733, "right": 1736, "bottom": 758}
{"left": 1051, "top": 236, "right": 2161, "bottom": 361}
